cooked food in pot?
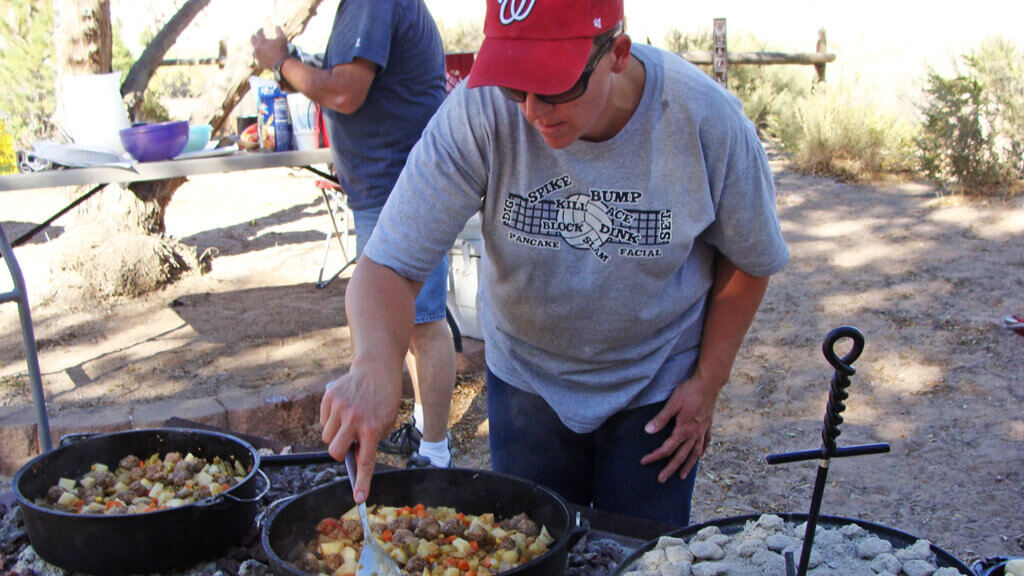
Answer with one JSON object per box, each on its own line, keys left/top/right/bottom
{"left": 36, "top": 451, "right": 249, "bottom": 515}
{"left": 291, "top": 503, "right": 554, "bottom": 576}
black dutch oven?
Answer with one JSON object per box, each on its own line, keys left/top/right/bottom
{"left": 13, "top": 428, "right": 269, "bottom": 574}
{"left": 262, "top": 467, "right": 587, "bottom": 576}
{"left": 611, "top": 513, "right": 972, "bottom": 575}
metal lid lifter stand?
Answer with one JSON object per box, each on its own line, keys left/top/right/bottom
{"left": 767, "top": 326, "right": 890, "bottom": 576}
{"left": 0, "top": 224, "right": 52, "bottom": 452}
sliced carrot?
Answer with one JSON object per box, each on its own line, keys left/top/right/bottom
{"left": 445, "top": 558, "right": 459, "bottom": 567}
{"left": 381, "top": 529, "right": 393, "bottom": 542}
{"left": 466, "top": 571, "right": 477, "bottom": 576}
{"left": 469, "top": 541, "right": 479, "bottom": 552}
{"left": 458, "top": 560, "right": 470, "bottom": 571}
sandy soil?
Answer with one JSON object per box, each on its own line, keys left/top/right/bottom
{"left": 1, "top": 156, "right": 1022, "bottom": 566}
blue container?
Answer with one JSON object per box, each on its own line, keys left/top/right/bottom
{"left": 119, "top": 121, "right": 189, "bottom": 162}
{"left": 182, "top": 124, "right": 212, "bottom": 154}
{"left": 271, "top": 96, "right": 292, "bottom": 152}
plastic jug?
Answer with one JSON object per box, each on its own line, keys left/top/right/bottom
{"left": 60, "top": 72, "right": 131, "bottom": 154}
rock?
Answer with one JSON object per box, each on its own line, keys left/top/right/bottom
{"left": 751, "top": 548, "right": 781, "bottom": 567}
{"left": 658, "top": 561, "right": 692, "bottom": 576}
{"left": 312, "top": 468, "right": 339, "bottom": 485}
{"left": 688, "top": 541, "right": 725, "bottom": 561}
{"left": 782, "top": 545, "right": 821, "bottom": 568}
{"left": 839, "top": 523, "right": 868, "bottom": 539}
{"left": 692, "top": 526, "right": 720, "bottom": 542}
{"left": 755, "top": 514, "right": 786, "bottom": 532}
{"left": 857, "top": 536, "right": 893, "bottom": 559}
{"left": 902, "top": 559, "right": 938, "bottom": 576}
{"left": 766, "top": 533, "right": 798, "bottom": 552}
{"left": 735, "top": 538, "right": 764, "bottom": 558}
{"left": 933, "top": 568, "right": 964, "bottom": 576}
{"left": 641, "top": 548, "right": 668, "bottom": 570}
{"left": 706, "top": 534, "right": 731, "bottom": 548}
{"left": 0, "top": 505, "right": 26, "bottom": 551}
{"left": 690, "top": 561, "right": 730, "bottom": 576}
{"left": 894, "top": 539, "right": 934, "bottom": 562}
{"left": 13, "top": 546, "right": 64, "bottom": 576}
{"left": 656, "top": 536, "right": 688, "bottom": 550}
{"left": 870, "top": 552, "right": 901, "bottom": 574}
{"left": 665, "top": 546, "right": 694, "bottom": 564}
{"left": 238, "top": 559, "right": 272, "bottom": 576}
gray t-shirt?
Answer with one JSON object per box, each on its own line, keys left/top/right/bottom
{"left": 365, "top": 44, "right": 789, "bottom": 433}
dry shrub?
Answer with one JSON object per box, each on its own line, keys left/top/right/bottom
{"left": 45, "top": 221, "right": 199, "bottom": 307}
{"left": 772, "top": 84, "right": 919, "bottom": 181}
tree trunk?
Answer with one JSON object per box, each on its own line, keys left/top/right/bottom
{"left": 192, "top": 0, "right": 325, "bottom": 135}
{"left": 121, "top": 0, "right": 211, "bottom": 119}
{"left": 52, "top": 0, "right": 111, "bottom": 121}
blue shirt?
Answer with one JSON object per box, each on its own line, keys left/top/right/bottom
{"left": 322, "top": 0, "right": 446, "bottom": 210}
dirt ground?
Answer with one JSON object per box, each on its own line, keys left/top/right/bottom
{"left": 1, "top": 155, "right": 1022, "bottom": 566}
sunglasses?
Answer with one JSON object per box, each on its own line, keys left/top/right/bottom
{"left": 499, "top": 25, "right": 623, "bottom": 105}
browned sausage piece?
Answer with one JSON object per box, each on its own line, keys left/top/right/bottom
{"left": 118, "top": 455, "right": 141, "bottom": 470}
{"left": 414, "top": 516, "right": 441, "bottom": 539}
{"left": 46, "top": 485, "right": 65, "bottom": 502}
{"left": 390, "top": 528, "right": 417, "bottom": 549}
{"left": 406, "top": 555, "right": 428, "bottom": 574}
{"left": 387, "top": 515, "right": 415, "bottom": 532}
{"left": 517, "top": 518, "right": 540, "bottom": 537}
{"left": 171, "top": 468, "right": 191, "bottom": 487}
{"left": 441, "top": 518, "right": 466, "bottom": 538}
{"left": 129, "top": 480, "right": 149, "bottom": 497}
{"left": 143, "top": 463, "right": 168, "bottom": 483}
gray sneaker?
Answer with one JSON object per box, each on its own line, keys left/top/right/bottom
{"left": 406, "top": 452, "right": 455, "bottom": 469}
{"left": 378, "top": 417, "right": 422, "bottom": 456}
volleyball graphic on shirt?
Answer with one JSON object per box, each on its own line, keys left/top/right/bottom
{"left": 557, "top": 194, "right": 611, "bottom": 249}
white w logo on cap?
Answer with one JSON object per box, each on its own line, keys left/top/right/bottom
{"left": 497, "top": 0, "right": 537, "bottom": 25}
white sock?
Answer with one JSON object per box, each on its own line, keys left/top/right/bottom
{"left": 413, "top": 404, "right": 425, "bottom": 435}
{"left": 418, "top": 438, "right": 451, "bottom": 468}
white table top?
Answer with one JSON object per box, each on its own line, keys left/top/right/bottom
{"left": 0, "top": 148, "right": 334, "bottom": 192}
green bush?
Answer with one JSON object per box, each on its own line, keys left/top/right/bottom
{"left": 772, "top": 84, "right": 919, "bottom": 180}
{"left": 0, "top": 1, "right": 57, "bottom": 146}
{"left": 917, "top": 37, "right": 1024, "bottom": 194}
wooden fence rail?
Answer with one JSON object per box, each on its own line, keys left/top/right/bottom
{"left": 693, "top": 21, "right": 835, "bottom": 86}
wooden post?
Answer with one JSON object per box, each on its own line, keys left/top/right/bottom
{"left": 217, "top": 39, "right": 227, "bottom": 69}
{"left": 712, "top": 18, "right": 727, "bottom": 87}
{"left": 815, "top": 28, "right": 827, "bottom": 83}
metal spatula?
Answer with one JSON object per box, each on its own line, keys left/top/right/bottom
{"left": 344, "top": 451, "right": 403, "bottom": 576}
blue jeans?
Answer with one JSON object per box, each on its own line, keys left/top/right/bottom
{"left": 486, "top": 369, "right": 698, "bottom": 526}
{"left": 352, "top": 205, "right": 448, "bottom": 324}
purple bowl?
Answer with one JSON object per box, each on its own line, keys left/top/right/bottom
{"left": 119, "top": 121, "right": 189, "bottom": 162}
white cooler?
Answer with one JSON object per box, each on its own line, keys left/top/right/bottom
{"left": 447, "top": 214, "right": 483, "bottom": 340}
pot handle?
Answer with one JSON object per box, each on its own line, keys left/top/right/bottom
{"left": 195, "top": 468, "right": 271, "bottom": 509}
{"left": 567, "top": 511, "right": 590, "bottom": 550}
{"left": 59, "top": 432, "right": 98, "bottom": 447}
{"left": 221, "top": 468, "right": 271, "bottom": 503}
{"left": 256, "top": 493, "right": 300, "bottom": 531}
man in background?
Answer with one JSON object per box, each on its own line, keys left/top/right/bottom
{"left": 251, "top": 0, "right": 456, "bottom": 468}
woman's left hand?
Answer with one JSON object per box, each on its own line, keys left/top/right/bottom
{"left": 640, "top": 375, "right": 721, "bottom": 483}
{"left": 250, "top": 26, "right": 288, "bottom": 71}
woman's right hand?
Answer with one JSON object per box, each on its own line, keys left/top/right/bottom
{"left": 320, "top": 360, "right": 401, "bottom": 503}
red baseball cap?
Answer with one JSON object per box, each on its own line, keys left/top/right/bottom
{"left": 466, "top": 0, "right": 624, "bottom": 94}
